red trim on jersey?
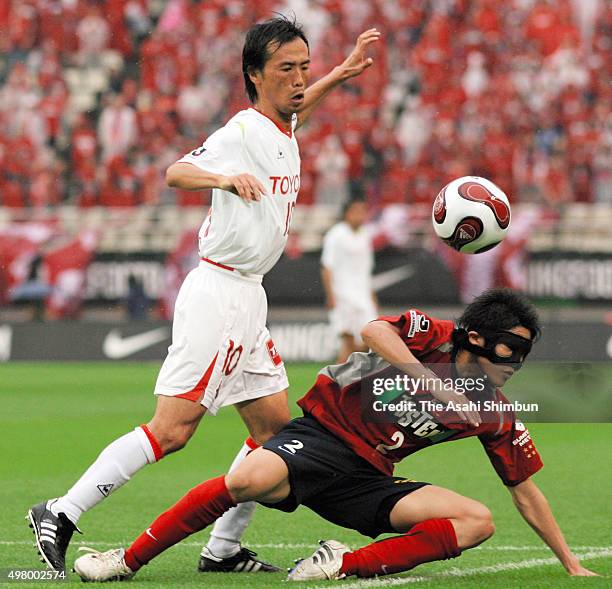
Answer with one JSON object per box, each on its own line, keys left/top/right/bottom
{"left": 202, "top": 208, "right": 212, "bottom": 237}
{"left": 252, "top": 108, "right": 292, "bottom": 138}
{"left": 176, "top": 353, "right": 219, "bottom": 402}
{"left": 201, "top": 257, "right": 235, "bottom": 272}
{"left": 140, "top": 424, "right": 164, "bottom": 461}
{"left": 245, "top": 437, "right": 259, "bottom": 451}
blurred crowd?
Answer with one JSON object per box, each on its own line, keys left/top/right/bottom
{"left": 0, "top": 0, "right": 610, "bottom": 210}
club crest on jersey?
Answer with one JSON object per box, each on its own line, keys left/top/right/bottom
{"left": 407, "top": 310, "right": 430, "bottom": 338}
{"left": 277, "top": 146, "right": 285, "bottom": 160}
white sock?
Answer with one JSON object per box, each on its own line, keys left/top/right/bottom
{"left": 51, "top": 426, "right": 160, "bottom": 525}
{"left": 206, "top": 440, "right": 257, "bottom": 559}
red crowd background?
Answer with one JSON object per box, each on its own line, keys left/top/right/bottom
{"left": 0, "top": 0, "right": 609, "bottom": 209}
{"left": 0, "top": 1, "right": 610, "bottom": 318}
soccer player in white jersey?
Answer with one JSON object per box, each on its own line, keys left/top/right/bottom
{"left": 28, "top": 16, "right": 381, "bottom": 575}
{"left": 321, "top": 199, "right": 378, "bottom": 363}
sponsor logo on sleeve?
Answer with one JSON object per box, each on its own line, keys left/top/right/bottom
{"left": 512, "top": 420, "right": 536, "bottom": 457}
{"left": 407, "top": 310, "right": 430, "bottom": 338}
{"left": 512, "top": 425, "right": 532, "bottom": 447}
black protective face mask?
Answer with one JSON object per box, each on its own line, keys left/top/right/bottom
{"left": 453, "top": 328, "right": 533, "bottom": 370}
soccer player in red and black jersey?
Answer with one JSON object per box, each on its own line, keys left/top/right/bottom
{"left": 73, "top": 289, "right": 598, "bottom": 581}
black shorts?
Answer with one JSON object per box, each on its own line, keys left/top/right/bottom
{"left": 261, "top": 415, "right": 429, "bottom": 538}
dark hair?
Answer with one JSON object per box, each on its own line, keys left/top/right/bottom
{"left": 457, "top": 288, "right": 541, "bottom": 341}
{"left": 342, "top": 197, "right": 367, "bottom": 219}
{"left": 242, "top": 15, "right": 309, "bottom": 103}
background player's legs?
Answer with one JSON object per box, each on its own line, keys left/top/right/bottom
{"left": 206, "top": 391, "right": 290, "bottom": 559}
{"left": 341, "top": 485, "right": 494, "bottom": 578}
{"left": 331, "top": 302, "right": 374, "bottom": 364}
{"left": 52, "top": 396, "right": 206, "bottom": 525}
{"left": 337, "top": 332, "right": 367, "bottom": 364}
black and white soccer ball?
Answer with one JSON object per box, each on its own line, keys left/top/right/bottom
{"left": 432, "top": 176, "right": 511, "bottom": 254}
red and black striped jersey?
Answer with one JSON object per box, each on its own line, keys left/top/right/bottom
{"left": 298, "top": 309, "right": 543, "bottom": 486}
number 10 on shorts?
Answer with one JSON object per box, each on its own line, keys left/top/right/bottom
{"left": 223, "top": 340, "right": 243, "bottom": 376}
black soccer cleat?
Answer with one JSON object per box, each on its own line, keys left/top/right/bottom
{"left": 27, "top": 499, "right": 77, "bottom": 573}
{"left": 198, "top": 546, "right": 282, "bottom": 573}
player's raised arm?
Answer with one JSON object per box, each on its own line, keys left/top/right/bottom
{"left": 508, "top": 478, "right": 598, "bottom": 576}
{"left": 361, "top": 320, "right": 481, "bottom": 427}
{"left": 295, "top": 28, "right": 381, "bottom": 129}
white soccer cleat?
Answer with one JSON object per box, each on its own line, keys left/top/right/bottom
{"left": 287, "top": 540, "right": 350, "bottom": 581}
{"left": 73, "top": 547, "right": 135, "bottom": 582}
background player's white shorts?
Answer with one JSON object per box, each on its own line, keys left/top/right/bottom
{"left": 329, "top": 298, "right": 378, "bottom": 343}
{"left": 154, "top": 261, "right": 288, "bottom": 415}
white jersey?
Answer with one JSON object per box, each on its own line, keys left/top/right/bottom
{"left": 321, "top": 221, "right": 374, "bottom": 306}
{"left": 179, "top": 108, "right": 300, "bottom": 276}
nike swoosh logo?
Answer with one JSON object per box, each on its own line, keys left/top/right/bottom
{"left": 145, "top": 528, "right": 158, "bottom": 541}
{"left": 103, "top": 328, "right": 170, "bottom": 359}
{"left": 372, "top": 265, "right": 415, "bottom": 292}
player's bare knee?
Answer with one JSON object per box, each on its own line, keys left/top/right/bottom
{"left": 467, "top": 503, "right": 495, "bottom": 542}
{"left": 225, "top": 470, "right": 257, "bottom": 503}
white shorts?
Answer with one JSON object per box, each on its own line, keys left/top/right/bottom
{"left": 154, "top": 260, "right": 288, "bottom": 415}
{"left": 329, "top": 299, "right": 378, "bottom": 343}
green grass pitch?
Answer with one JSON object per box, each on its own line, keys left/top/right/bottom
{"left": 1, "top": 362, "right": 610, "bottom": 588}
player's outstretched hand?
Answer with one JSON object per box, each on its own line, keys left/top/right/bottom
{"left": 220, "top": 173, "right": 266, "bottom": 202}
{"left": 337, "top": 28, "right": 381, "bottom": 80}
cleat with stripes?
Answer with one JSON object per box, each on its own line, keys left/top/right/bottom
{"left": 198, "top": 546, "right": 281, "bottom": 573}
{"left": 27, "top": 499, "right": 77, "bottom": 573}
{"left": 287, "top": 540, "right": 350, "bottom": 581}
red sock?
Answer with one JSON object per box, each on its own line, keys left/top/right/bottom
{"left": 124, "top": 476, "right": 236, "bottom": 571}
{"left": 341, "top": 518, "right": 460, "bottom": 578}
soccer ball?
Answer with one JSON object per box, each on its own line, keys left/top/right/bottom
{"left": 432, "top": 176, "right": 511, "bottom": 254}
